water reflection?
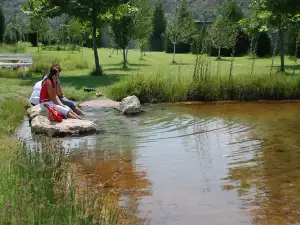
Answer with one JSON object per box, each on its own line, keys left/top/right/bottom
{"left": 176, "top": 102, "right": 300, "bottom": 224}
{"left": 18, "top": 102, "right": 300, "bottom": 224}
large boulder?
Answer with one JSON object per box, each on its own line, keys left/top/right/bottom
{"left": 119, "top": 96, "right": 141, "bottom": 114}
{"left": 79, "top": 96, "right": 142, "bottom": 115}
{"left": 27, "top": 105, "right": 100, "bottom": 137}
{"left": 31, "top": 116, "right": 100, "bottom": 137}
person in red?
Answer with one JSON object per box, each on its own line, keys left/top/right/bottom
{"left": 39, "top": 66, "right": 83, "bottom": 120}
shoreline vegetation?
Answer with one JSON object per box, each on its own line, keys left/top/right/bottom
{"left": 0, "top": 101, "right": 140, "bottom": 224}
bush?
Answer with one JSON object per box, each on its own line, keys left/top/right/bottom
{"left": 256, "top": 32, "right": 271, "bottom": 57}
{"left": 0, "top": 42, "right": 28, "bottom": 53}
{"left": 41, "top": 45, "right": 81, "bottom": 52}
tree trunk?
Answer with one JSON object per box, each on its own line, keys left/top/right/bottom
{"left": 229, "top": 44, "right": 236, "bottom": 77}
{"left": 172, "top": 43, "right": 176, "bottom": 63}
{"left": 37, "top": 33, "right": 39, "bottom": 52}
{"left": 270, "top": 33, "right": 279, "bottom": 76}
{"left": 279, "top": 28, "right": 285, "bottom": 73}
{"left": 140, "top": 49, "right": 143, "bottom": 59}
{"left": 92, "top": 16, "right": 102, "bottom": 75}
{"left": 293, "top": 40, "right": 298, "bottom": 76}
{"left": 250, "top": 34, "right": 258, "bottom": 77}
{"left": 125, "top": 46, "right": 129, "bottom": 63}
{"left": 217, "top": 47, "right": 221, "bottom": 60}
{"left": 123, "top": 48, "right": 126, "bottom": 68}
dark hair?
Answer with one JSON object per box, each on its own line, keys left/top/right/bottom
{"left": 45, "top": 65, "right": 60, "bottom": 87}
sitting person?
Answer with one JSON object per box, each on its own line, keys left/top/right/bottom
{"left": 29, "top": 80, "right": 42, "bottom": 106}
{"left": 39, "top": 66, "right": 83, "bottom": 120}
{"left": 29, "top": 64, "right": 84, "bottom": 117}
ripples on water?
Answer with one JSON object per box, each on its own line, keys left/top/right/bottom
{"left": 18, "top": 102, "right": 300, "bottom": 225}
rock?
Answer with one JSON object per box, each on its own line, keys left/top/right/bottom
{"left": 27, "top": 104, "right": 47, "bottom": 120}
{"left": 79, "top": 99, "right": 120, "bottom": 109}
{"left": 31, "top": 116, "right": 100, "bottom": 137}
{"left": 80, "top": 96, "right": 142, "bottom": 115}
{"left": 27, "top": 105, "right": 100, "bottom": 137}
{"left": 119, "top": 96, "right": 141, "bottom": 114}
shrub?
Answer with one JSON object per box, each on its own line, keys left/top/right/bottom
{"left": 256, "top": 32, "right": 271, "bottom": 57}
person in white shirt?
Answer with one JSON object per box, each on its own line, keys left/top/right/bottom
{"left": 29, "top": 80, "right": 42, "bottom": 106}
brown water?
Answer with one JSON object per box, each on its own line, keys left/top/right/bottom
{"left": 18, "top": 102, "right": 300, "bottom": 225}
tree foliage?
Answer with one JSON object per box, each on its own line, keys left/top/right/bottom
{"left": 210, "top": 0, "right": 242, "bottom": 59}
{"left": 109, "top": 4, "right": 137, "bottom": 68}
{"left": 132, "top": 0, "right": 153, "bottom": 57}
{"left": 150, "top": 0, "right": 166, "bottom": 51}
{"left": 166, "top": 0, "right": 195, "bottom": 63}
{"left": 23, "top": 0, "right": 129, "bottom": 75}
{"left": 245, "top": 0, "right": 300, "bottom": 72}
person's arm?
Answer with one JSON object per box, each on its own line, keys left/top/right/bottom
{"left": 56, "top": 83, "right": 64, "bottom": 98}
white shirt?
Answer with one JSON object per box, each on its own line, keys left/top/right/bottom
{"left": 29, "top": 81, "right": 42, "bottom": 105}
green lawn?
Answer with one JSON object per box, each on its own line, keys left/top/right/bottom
{"left": 0, "top": 45, "right": 299, "bottom": 102}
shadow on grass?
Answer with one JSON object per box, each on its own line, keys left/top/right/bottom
{"left": 104, "top": 67, "right": 138, "bottom": 72}
{"left": 58, "top": 74, "right": 123, "bottom": 89}
{"left": 169, "top": 62, "right": 195, "bottom": 66}
{"left": 101, "top": 62, "right": 150, "bottom": 67}
{"left": 271, "top": 64, "right": 300, "bottom": 76}
{"left": 18, "top": 74, "right": 123, "bottom": 90}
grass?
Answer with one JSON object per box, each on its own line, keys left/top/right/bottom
{"left": 0, "top": 44, "right": 299, "bottom": 103}
{"left": 0, "top": 99, "right": 141, "bottom": 225}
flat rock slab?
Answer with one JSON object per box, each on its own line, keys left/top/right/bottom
{"left": 80, "top": 96, "right": 142, "bottom": 115}
{"left": 27, "top": 105, "right": 100, "bottom": 137}
{"left": 79, "top": 99, "right": 121, "bottom": 109}
{"left": 31, "top": 116, "right": 100, "bottom": 137}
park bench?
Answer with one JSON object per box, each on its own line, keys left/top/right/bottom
{"left": 0, "top": 53, "right": 33, "bottom": 79}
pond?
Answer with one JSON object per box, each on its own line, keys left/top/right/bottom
{"left": 18, "top": 102, "right": 300, "bottom": 225}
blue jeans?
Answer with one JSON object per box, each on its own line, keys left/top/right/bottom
{"left": 60, "top": 97, "right": 76, "bottom": 110}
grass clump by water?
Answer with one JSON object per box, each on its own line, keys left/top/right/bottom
{"left": 0, "top": 99, "right": 28, "bottom": 136}
{"left": 107, "top": 72, "right": 300, "bottom": 103}
{"left": 0, "top": 140, "right": 141, "bottom": 225}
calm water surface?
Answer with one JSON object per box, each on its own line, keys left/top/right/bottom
{"left": 18, "top": 102, "right": 300, "bottom": 225}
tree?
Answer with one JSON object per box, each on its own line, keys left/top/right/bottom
{"left": 150, "top": 0, "right": 166, "bottom": 51}
{"left": 166, "top": 0, "right": 195, "bottom": 63}
{"left": 68, "top": 19, "right": 84, "bottom": 45}
{"left": 0, "top": 6, "right": 5, "bottom": 43}
{"left": 109, "top": 4, "right": 137, "bottom": 68}
{"left": 25, "top": 0, "right": 129, "bottom": 75}
{"left": 28, "top": 16, "right": 51, "bottom": 50}
{"left": 210, "top": 0, "right": 243, "bottom": 59}
{"left": 249, "top": 0, "right": 300, "bottom": 72}
{"left": 132, "top": 0, "right": 153, "bottom": 58}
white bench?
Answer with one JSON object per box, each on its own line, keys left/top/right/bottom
{"left": 0, "top": 54, "right": 33, "bottom": 78}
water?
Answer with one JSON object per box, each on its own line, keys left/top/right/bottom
{"left": 18, "top": 102, "right": 300, "bottom": 224}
